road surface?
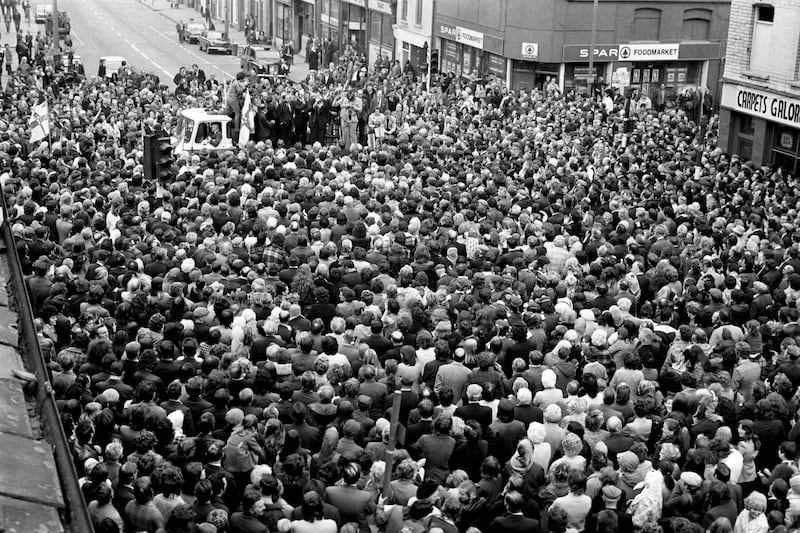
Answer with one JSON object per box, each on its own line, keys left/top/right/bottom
{"left": 33, "top": 0, "right": 243, "bottom": 84}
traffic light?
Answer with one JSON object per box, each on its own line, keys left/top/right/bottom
{"left": 429, "top": 49, "right": 439, "bottom": 76}
{"left": 155, "top": 131, "right": 174, "bottom": 182}
{"left": 143, "top": 131, "right": 157, "bottom": 181}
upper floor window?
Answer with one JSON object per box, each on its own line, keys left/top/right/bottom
{"left": 750, "top": 4, "right": 775, "bottom": 72}
{"left": 632, "top": 8, "right": 661, "bottom": 41}
{"left": 682, "top": 8, "right": 711, "bottom": 41}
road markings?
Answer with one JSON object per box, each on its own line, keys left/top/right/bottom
{"left": 128, "top": 42, "right": 172, "bottom": 78}
{"left": 70, "top": 30, "right": 84, "bottom": 46}
{"left": 149, "top": 25, "right": 231, "bottom": 77}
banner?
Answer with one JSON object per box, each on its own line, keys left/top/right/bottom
{"left": 238, "top": 91, "right": 254, "bottom": 146}
{"left": 29, "top": 102, "right": 50, "bottom": 143}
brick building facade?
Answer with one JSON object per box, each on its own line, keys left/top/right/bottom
{"left": 719, "top": 0, "right": 800, "bottom": 171}
{"left": 433, "top": 0, "right": 729, "bottom": 102}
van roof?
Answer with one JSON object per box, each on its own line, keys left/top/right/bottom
{"left": 179, "top": 108, "right": 232, "bottom": 122}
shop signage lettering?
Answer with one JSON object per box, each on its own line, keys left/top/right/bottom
{"left": 563, "top": 43, "right": 680, "bottom": 62}
{"left": 437, "top": 22, "right": 485, "bottom": 50}
{"left": 368, "top": 0, "right": 393, "bottom": 15}
{"left": 562, "top": 45, "right": 619, "bottom": 62}
{"left": 619, "top": 44, "right": 680, "bottom": 61}
{"left": 722, "top": 83, "right": 800, "bottom": 130}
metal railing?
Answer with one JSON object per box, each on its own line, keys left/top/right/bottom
{"left": 0, "top": 193, "right": 95, "bottom": 533}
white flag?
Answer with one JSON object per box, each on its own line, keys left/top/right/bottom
{"left": 29, "top": 102, "right": 50, "bottom": 143}
{"left": 238, "top": 91, "right": 254, "bottom": 147}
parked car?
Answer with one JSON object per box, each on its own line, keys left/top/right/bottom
{"left": 198, "top": 30, "right": 232, "bottom": 54}
{"left": 172, "top": 108, "right": 234, "bottom": 156}
{"left": 239, "top": 44, "right": 281, "bottom": 77}
{"left": 184, "top": 21, "right": 207, "bottom": 44}
{"left": 35, "top": 4, "right": 52, "bottom": 23}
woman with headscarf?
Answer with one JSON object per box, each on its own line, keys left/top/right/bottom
{"left": 525, "top": 422, "right": 552, "bottom": 473}
{"left": 310, "top": 426, "right": 340, "bottom": 479}
{"left": 223, "top": 414, "right": 264, "bottom": 493}
{"left": 507, "top": 439, "right": 535, "bottom": 478}
{"left": 628, "top": 470, "right": 665, "bottom": 529}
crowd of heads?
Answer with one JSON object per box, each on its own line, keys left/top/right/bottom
{"left": 5, "top": 39, "right": 800, "bottom": 533}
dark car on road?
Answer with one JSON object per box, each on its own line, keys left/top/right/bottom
{"left": 239, "top": 44, "right": 281, "bottom": 77}
{"left": 184, "top": 21, "right": 207, "bottom": 44}
{"left": 198, "top": 30, "right": 233, "bottom": 54}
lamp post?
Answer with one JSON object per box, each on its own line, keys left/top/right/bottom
{"left": 224, "top": 0, "right": 229, "bottom": 39}
{"left": 587, "top": 0, "right": 599, "bottom": 100}
{"left": 52, "top": 0, "right": 59, "bottom": 49}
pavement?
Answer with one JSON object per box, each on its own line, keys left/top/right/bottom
{"left": 0, "top": 248, "right": 65, "bottom": 532}
{"left": 138, "top": 0, "right": 310, "bottom": 83}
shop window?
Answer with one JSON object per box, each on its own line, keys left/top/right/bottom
{"left": 415, "top": 0, "right": 423, "bottom": 25}
{"left": 400, "top": 0, "right": 407, "bottom": 21}
{"left": 682, "top": 9, "right": 711, "bottom": 41}
{"left": 381, "top": 13, "right": 393, "bottom": 47}
{"left": 370, "top": 12, "right": 381, "bottom": 43}
{"left": 750, "top": 5, "right": 774, "bottom": 73}
{"left": 632, "top": 8, "right": 661, "bottom": 41}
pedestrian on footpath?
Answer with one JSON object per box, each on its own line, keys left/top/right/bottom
{"left": 176, "top": 20, "right": 185, "bottom": 43}
{"left": 21, "top": 0, "right": 29, "bottom": 25}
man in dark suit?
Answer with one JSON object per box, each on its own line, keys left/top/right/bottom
{"left": 229, "top": 489, "right": 268, "bottom": 533}
{"left": 454, "top": 384, "right": 493, "bottom": 435}
{"left": 364, "top": 320, "right": 393, "bottom": 360}
{"left": 605, "top": 416, "right": 635, "bottom": 468}
{"left": 384, "top": 374, "right": 419, "bottom": 427}
{"left": 404, "top": 399, "right": 434, "bottom": 447}
{"left": 285, "top": 402, "right": 321, "bottom": 453}
{"left": 325, "top": 463, "right": 375, "bottom": 533}
{"left": 489, "top": 490, "right": 541, "bottom": 533}
{"left": 276, "top": 93, "right": 294, "bottom": 147}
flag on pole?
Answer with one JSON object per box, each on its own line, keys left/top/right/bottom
{"left": 29, "top": 102, "right": 50, "bottom": 143}
{"left": 238, "top": 91, "right": 254, "bottom": 147}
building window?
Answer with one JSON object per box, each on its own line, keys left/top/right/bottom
{"left": 750, "top": 4, "right": 774, "bottom": 72}
{"left": 415, "top": 0, "right": 423, "bottom": 25}
{"left": 632, "top": 8, "right": 661, "bottom": 41}
{"left": 756, "top": 4, "right": 774, "bottom": 22}
{"left": 682, "top": 9, "right": 711, "bottom": 41}
{"left": 400, "top": 0, "right": 407, "bottom": 21}
{"left": 370, "top": 11, "right": 393, "bottom": 48}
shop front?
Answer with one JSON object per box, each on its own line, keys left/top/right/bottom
{"left": 720, "top": 83, "right": 800, "bottom": 172}
{"left": 561, "top": 42, "right": 720, "bottom": 103}
{"left": 275, "top": 0, "right": 293, "bottom": 48}
{"left": 319, "top": 0, "right": 342, "bottom": 48}
{"left": 434, "top": 21, "right": 505, "bottom": 81}
{"left": 367, "top": 0, "right": 394, "bottom": 67}
{"left": 294, "top": 0, "right": 316, "bottom": 52}
{"left": 342, "top": 0, "right": 367, "bottom": 52}
{"left": 394, "top": 26, "right": 428, "bottom": 72}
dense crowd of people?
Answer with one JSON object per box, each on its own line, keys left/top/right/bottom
{"left": 4, "top": 32, "right": 800, "bottom": 533}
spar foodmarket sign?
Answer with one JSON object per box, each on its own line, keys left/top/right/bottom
{"left": 721, "top": 83, "right": 800, "bottom": 129}
{"left": 437, "top": 22, "right": 485, "bottom": 50}
{"left": 563, "top": 43, "right": 681, "bottom": 62}
{"left": 619, "top": 43, "right": 679, "bottom": 61}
